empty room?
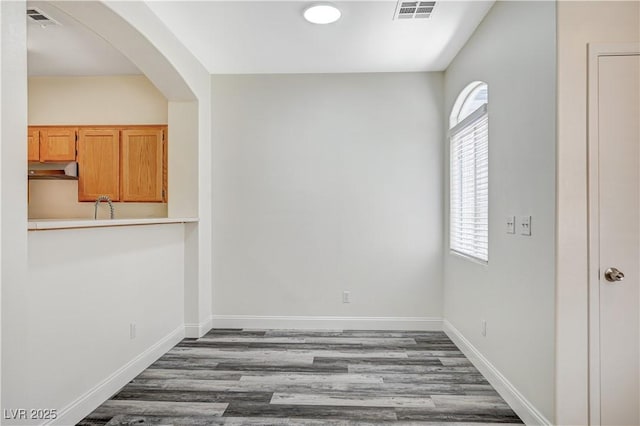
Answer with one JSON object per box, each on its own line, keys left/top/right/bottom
{"left": 1, "top": 1, "right": 639, "bottom": 425}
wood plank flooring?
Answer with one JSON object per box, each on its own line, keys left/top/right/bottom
{"left": 79, "top": 329, "right": 523, "bottom": 425}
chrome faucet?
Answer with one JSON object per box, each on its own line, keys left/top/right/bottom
{"left": 94, "top": 195, "right": 115, "bottom": 219}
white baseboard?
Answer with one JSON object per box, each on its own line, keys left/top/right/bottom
{"left": 443, "top": 320, "right": 551, "bottom": 426}
{"left": 185, "top": 317, "right": 213, "bottom": 338}
{"left": 50, "top": 325, "right": 185, "bottom": 426}
{"left": 210, "top": 315, "right": 442, "bottom": 331}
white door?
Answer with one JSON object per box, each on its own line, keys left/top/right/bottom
{"left": 589, "top": 46, "right": 640, "bottom": 426}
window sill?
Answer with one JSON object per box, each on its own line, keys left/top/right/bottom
{"left": 449, "top": 250, "right": 488, "bottom": 266}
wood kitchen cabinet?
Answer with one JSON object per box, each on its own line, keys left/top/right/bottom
{"left": 121, "top": 128, "right": 165, "bottom": 202}
{"left": 77, "top": 128, "right": 120, "bottom": 201}
{"left": 28, "top": 126, "right": 77, "bottom": 162}
{"left": 29, "top": 124, "right": 168, "bottom": 203}
{"left": 39, "top": 127, "right": 77, "bottom": 162}
{"left": 28, "top": 128, "right": 40, "bottom": 162}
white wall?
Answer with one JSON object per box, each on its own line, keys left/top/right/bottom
{"left": 51, "top": 1, "right": 213, "bottom": 336}
{"left": 555, "top": 2, "right": 640, "bottom": 425}
{"left": 1, "top": 0, "right": 29, "bottom": 419}
{"left": 211, "top": 73, "right": 444, "bottom": 324}
{"left": 167, "top": 101, "right": 198, "bottom": 218}
{"left": 11, "top": 225, "right": 184, "bottom": 425}
{"left": 28, "top": 180, "right": 167, "bottom": 220}
{"left": 28, "top": 75, "right": 167, "bottom": 125}
{"left": 27, "top": 75, "right": 168, "bottom": 219}
{"left": 104, "top": 2, "right": 213, "bottom": 335}
{"left": 2, "top": 1, "right": 212, "bottom": 423}
{"left": 443, "top": 1, "right": 556, "bottom": 423}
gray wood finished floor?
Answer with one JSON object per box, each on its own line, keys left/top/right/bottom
{"left": 78, "top": 329, "right": 523, "bottom": 425}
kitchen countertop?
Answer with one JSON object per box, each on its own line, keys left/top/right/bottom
{"left": 28, "top": 217, "right": 199, "bottom": 231}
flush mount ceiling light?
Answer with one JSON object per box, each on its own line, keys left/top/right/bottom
{"left": 303, "top": 3, "right": 341, "bottom": 24}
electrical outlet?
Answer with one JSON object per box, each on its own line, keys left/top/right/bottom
{"left": 481, "top": 319, "right": 487, "bottom": 337}
{"left": 342, "top": 291, "right": 351, "bottom": 304}
{"left": 130, "top": 323, "right": 136, "bottom": 339}
{"left": 520, "top": 215, "right": 532, "bottom": 236}
{"left": 506, "top": 216, "right": 516, "bottom": 234}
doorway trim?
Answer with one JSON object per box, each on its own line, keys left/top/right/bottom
{"left": 587, "top": 42, "right": 640, "bottom": 426}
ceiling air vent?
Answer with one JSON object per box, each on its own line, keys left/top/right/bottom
{"left": 394, "top": 1, "right": 436, "bottom": 20}
{"left": 26, "top": 8, "right": 58, "bottom": 25}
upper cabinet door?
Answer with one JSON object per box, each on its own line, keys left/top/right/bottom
{"left": 40, "top": 128, "right": 77, "bottom": 162}
{"left": 121, "top": 128, "right": 164, "bottom": 202}
{"left": 78, "top": 128, "right": 120, "bottom": 201}
{"left": 28, "top": 128, "right": 40, "bottom": 162}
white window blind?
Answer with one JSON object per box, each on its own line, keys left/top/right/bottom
{"left": 450, "top": 104, "right": 488, "bottom": 262}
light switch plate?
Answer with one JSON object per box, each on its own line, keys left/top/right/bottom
{"left": 520, "top": 215, "right": 532, "bottom": 236}
{"left": 506, "top": 216, "right": 516, "bottom": 234}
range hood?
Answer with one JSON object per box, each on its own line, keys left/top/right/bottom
{"left": 28, "top": 162, "right": 78, "bottom": 180}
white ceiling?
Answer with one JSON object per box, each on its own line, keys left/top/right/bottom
{"left": 147, "top": 1, "right": 494, "bottom": 74}
{"left": 27, "top": 0, "right": 494, "bottom": 76}
{"left": 27, "top": 1, "right": 141, "bottom": 76}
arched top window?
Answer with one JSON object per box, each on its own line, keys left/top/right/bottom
{"left": 449, "top": 81, "right": 489, "bottom": 263}
{"left": 450, "top": 81, "right": 488, "bottom": 129}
